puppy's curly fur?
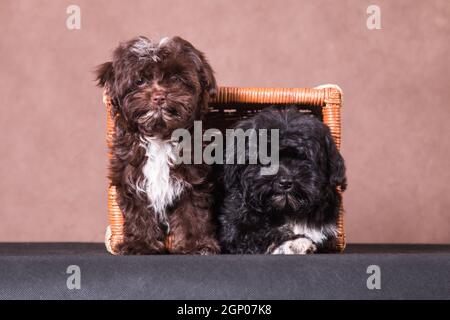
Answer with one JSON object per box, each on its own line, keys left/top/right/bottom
{"left": 96, "top": 36, "right": 219, "bottom": 254}
{"left": 218, "top": 107, "right": 347, "bottom": 254}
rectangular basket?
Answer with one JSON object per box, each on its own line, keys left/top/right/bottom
{"left": 104, "top": 85, "right": 345, "bottom": 253}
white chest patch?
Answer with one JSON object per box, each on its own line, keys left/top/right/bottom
{"left": 288, "top": 223, "right": 337, "bottom": 245}
{"left": 138, "top": 137, "right": 186, "bottom": 222}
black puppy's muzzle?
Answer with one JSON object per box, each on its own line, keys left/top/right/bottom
{"left": 275, "top": 177, "right": 293, "bottom": 192}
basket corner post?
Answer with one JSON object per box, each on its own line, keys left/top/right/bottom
{"left": 103, "top": 93, "right": 125, "bottom": 255}
{"left": 320, "top": 85, "right": 345, "bottom": 253}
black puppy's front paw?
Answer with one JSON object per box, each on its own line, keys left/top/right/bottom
{"left": 270, "top": 237, "right": 317, "bottom": 255}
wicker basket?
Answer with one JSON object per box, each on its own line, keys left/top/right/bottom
{"left": 104, "top": 85, "right": 345, "bottom": 254}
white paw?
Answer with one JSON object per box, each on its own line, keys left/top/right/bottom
{"left": 200, "top": 249, "right": 211, "bottom": 255}
{"left": 104, "top": 225, "right": 117, "bottom": 255}
{"left": 271, "top": 238, "right": 317, "bottom": 255}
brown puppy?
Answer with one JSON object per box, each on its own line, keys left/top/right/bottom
{"left": 96, "top": 36, "right": 219, "bottom": 254}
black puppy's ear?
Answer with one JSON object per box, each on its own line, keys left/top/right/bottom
{"left": 95, "top": 61, "right": 114, "bottom": 90}
{"left": 172, "top": 36, "right": 217, "bottom": 98}
{"left": 325, "top": 134, "right": 347, "bottom": 191}
{"left": 223, "top": 164, "right": 244, "bottom": 190}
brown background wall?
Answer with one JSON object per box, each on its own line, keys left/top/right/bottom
{"left": 0, "top": 0, "right": 449, "bottom": 243}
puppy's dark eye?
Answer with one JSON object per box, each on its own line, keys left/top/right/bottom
{"left": 170, "top": 75, "right": 181, "bottom": 83}
{"left": 167, "top": 107, "right": 180, "bottom": 117}
{"left": 169, "top": 75, "right": 195, "bottom": 92}
{"left": 135, "top": 78, "right": 145, "bottom": 86}
{"left": 297, "top": 153, "right": 307, "bottom": 160}
{"left": 280, "top": 147, "right": 307, "bottom": 160}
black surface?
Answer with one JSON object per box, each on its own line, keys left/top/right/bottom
{"left": 1, "top": 242, "right": 450, "bottom": 255}
{"left": 0, "top": 243, "right": 449, "bottom": 300}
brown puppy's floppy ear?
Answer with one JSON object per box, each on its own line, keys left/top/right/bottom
{"left": 196, "top": 53, "right": 217, "bottom": 99}
{"left": 325, "top": 133, "right": 347, "bottom": 191}
{"left": 172, "top": 36, "right": 218, "bottom": 99}
{"left": 95, "top": 61, "right": 121, "bottom": 116}
{"left": 95, "top": 61, "right": 114, "bottom": 91}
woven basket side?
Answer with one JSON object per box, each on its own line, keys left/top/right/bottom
{"left": 322, "top": 87, "right": 345, "bottom": 251}
{"left": 104, "top": 94, "right": 124, "bottom": 253}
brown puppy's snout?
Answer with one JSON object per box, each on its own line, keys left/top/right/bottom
{"left": 151, "top": 91, "right": 166, "bottom": 106}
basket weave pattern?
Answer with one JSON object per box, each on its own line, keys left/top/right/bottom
{"left": 104, "top": 86, "right": 345, "bottom": 253}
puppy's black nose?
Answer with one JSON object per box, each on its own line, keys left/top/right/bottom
{"left": 277, "top": 178, "right": 293, "bottom": 191}
{"left": 152, "top": 93, "right": 166, "bottom": 106}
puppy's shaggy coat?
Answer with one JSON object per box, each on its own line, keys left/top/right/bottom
{"left": 97, "top": 36, "right": 219, "bottom": 254}
{"left": 218, "top": 107, "right": 347, "bottom": 254}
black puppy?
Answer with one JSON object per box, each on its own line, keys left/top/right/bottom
{"left": 218, "top": 107, "right": 347, "bottom": 254}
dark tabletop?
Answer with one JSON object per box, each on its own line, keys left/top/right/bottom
{"left": 0, "top": 242, "right": 449, "bottom": 255}
{"left": 0, "top": 243, "right": 448, "bottom": 300}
